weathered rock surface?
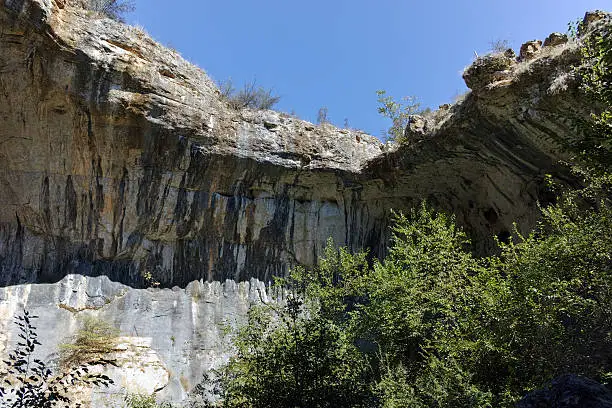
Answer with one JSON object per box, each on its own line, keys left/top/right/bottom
{"left": 0, "top": 1, "right": 604, "bottom": 288}
{"left": 544, "top": 32, "right": 568, "bottom": 48}
{"left": 0, "top": 0, "right": 385, "bottom": 287}
{"left": 462, "top": 50, "right": 516, "bottom": 91}
{"left": 0, "top": 0, "right": 610, "bottom": 403}
{"left": 519, "top": 40, "right": 543, "bottom": 61}
{"left": 0, "top": 274, "right": 272, "bottom": 403}
{"left": 517, "top": 375, "right": 612, "bottom": 408}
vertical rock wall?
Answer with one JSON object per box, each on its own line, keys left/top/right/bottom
{"left": 1, "top": 0, "right": 607, "bottom": 404}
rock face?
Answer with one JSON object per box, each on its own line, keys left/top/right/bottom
{"left": 0, "top": 0, "right": 596, "bottom": 289}
{"left": 0, "top": 0, "right": 609, "bottom": 403}
{"left": 544, "top": 32, "right": 568, "bottom": 48}
{"left": 0, "top": 0, "right": 384, "bottom": 288}
{"left": 519, "top": 40, "right": 543, "bottom": 61}
{"left": 0, "top": 274, "right": 271, "bottom": 403}
{"left": 462, "top": 50, "right": 516, "bottom": 91}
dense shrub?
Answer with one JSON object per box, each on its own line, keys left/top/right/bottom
{"left": 199, "top": 295, "right": 374, "bottom": 408}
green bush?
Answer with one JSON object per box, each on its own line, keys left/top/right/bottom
{"left": 124, "top": 393, "right": 174, "bottom": 408}
{"left": 202, "top": 190, "right": 611, "bottom": 407}
{"left": 200, "top": 294, "right": 374, "bottom": 408}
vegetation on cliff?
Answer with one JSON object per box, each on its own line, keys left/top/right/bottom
{"left": 0, "top": 312, "right": 115, "bottom": 408}
{"left": 86, "top": 0, "right": 134, "bottom": 22}
{"left": 193, "top": 16, "right": 612, "bottom": 407}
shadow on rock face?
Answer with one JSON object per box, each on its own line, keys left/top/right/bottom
{"left": 517, "top": 374, "right": 612, "bottom": 408}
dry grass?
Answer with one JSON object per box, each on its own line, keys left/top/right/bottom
{"left": 59, "top": 316, "right": 119, "bottom": 368}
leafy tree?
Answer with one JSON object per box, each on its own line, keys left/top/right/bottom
{"left": 353, "top": 199, "right": 610, "bottom": 406}
{"left": 202, "top": 294, "right": 374, "bottom": 408}
{"left": 348, "top": 205, "right": 501, "bottom": 407}
{"left": 195, "top": 190, "right": 611, "bottom": 407}
{"left": 0, "top": 310, "right": 115, "bottom": 408}
{"left": 376, "top": 90, "right": 422, "bottom": 143}
{"left": 572, "top": 16, "right": 612, "bottom": 172}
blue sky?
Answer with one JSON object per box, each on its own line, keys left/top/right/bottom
{"left": 127, "top": 1, "right": 610, "bottom": 137}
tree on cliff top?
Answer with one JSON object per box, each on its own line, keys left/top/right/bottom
{"left": 86, "top": 0, "right": 135, "bottom": 22}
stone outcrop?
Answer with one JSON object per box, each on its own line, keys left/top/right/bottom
{"left": 0, "top": 274, "right": 271, "bottom": 403}
{"left": 462, "top": 49, "right": 516, "bottom": 91}
{"left": 0, "top": 1, "right": 603, "bottom": 289}
{"left": 517, "top": 375, "right": 612, "bottom": 408}
{"left": 0, "top": 0, "right": 610, "bottom": 403}
{"left": 519, "top": 40, "right": 543, "bottom": 61}
{"left": 544, "top": 32, "right": 568, "bottom": 47}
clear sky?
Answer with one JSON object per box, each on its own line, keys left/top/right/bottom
{"left": 126, "top": 1, "right": 610, "bottom": 138}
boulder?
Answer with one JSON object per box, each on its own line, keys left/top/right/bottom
{"left": 544, "top": 32, "right": 568, "bottom": 47}
{"left": 583, "top": 10, "right": 609, "bottom": 27}
{"left": 519, "top": 40, "right": 543, "bottom": 61}
{"left": 463, "top": 51, "right": 516, "bottom": 91}
{"left": 517, "top": 374, "right": 612, "bottom": 408}
{"left": 404, "top": 115, "right": 428, "bottom": 139}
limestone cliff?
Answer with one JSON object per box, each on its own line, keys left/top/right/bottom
{"left": 0, "top": 0, "right": 608, "bottom": 403}
{"left": 0, "top": 0, "right": 599, "bottom": 288}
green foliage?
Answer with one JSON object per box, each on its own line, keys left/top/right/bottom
{"left": 346, "top": 205, "right": 501, "bottom": 407}
{"left": 0, "top": 311, "right": 115, "bottom": 408}
{"left": 141, "top": 269, "right": 161, "bottom": 288}
{"left": 199, "top": 17, "right": 612, "bottom": 407}
{"left": 281, "top": 238, "right": 369, "bottom": 322}
{"left": 569, "top": 16, "right": 612, "bottom": 171}
{"left": 124, "top": 393, "right": 174, "bottom": 408}
{"left": 198, "top": 188, "right": 611, "bottom": 407}
{"left": 351, "top": 199, "right": 610, "bottom": 406}
{"left": 494, "top": 199, "right": 612, "bottom": 387}
{"left": 218, "top": 78, "right": 280, "bottom": 110}
{"left": 59, "top": 316, "right": 119, "bottom": 368}
{"left": 376, "top": 90, "right": 422, "bottom": 143}
{"left": 202, "top": 292, "right": 374, "bottom": 408}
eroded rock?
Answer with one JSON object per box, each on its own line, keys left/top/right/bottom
{"left": 463, "top": 50, "right": 516, "bottom": 91}
{"left": 584, "top": 10, "right": 609, "bottom": 27}
{"left": 0, "top": 4, "right": 611, "bottom": 404}
{"left": 544, "top": 32, "right": 568, "bottom": 47}
{"left": 0, "top": 275, "right": 272, "bottom": 403}
{"left": 404, "top": 115, "right": 428, "bottom": 140}
{"left": 519, "top": 40, "right": 543, "bottom": 61}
